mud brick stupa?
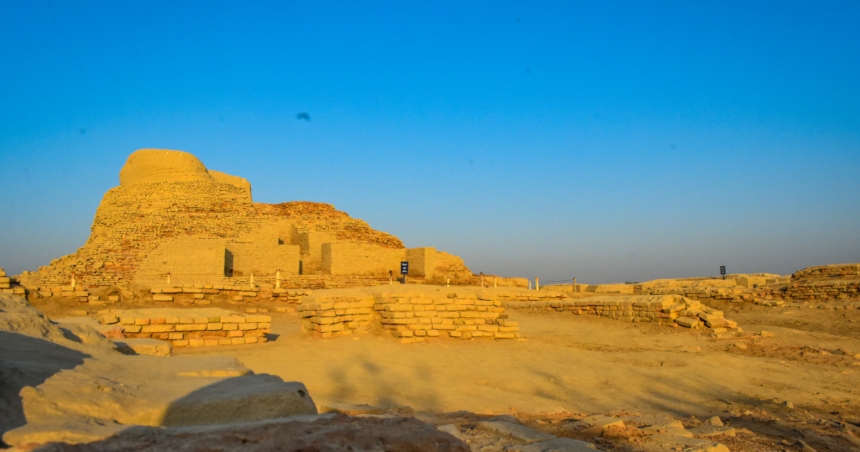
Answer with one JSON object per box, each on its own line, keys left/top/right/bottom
{"left": 19, "top": 149, "right": 479, "bottom": 290}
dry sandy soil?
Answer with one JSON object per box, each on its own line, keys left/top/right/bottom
{"left": 166, "top": 301, "right": 860, "bottom": 418}
{"left": 28, "top": 292, "right": 860, "bottom": 452}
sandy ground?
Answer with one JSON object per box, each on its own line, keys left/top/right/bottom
{"left": 167, "top": 300, "right": 860, "bottom": 422}
{"left": 22, "top": 292, "right": 860, "bottom": 451}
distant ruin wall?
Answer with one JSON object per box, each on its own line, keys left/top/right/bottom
{"left": 429, "top": 250, "right": 470, "bottom": 280}
{"left": 323, "top": 242, "right": 407, "bottom": 276}
{"left": 227, "top": 243, "right": 300, "bottom": 277}
{"left": 134, "top": 237, "right": 227, "bottom": 285}
{"left": 405, "top": 248, "right": 428, "bottom": 277}
{"left": 792, "top": 264, "right": 860, "bottom": 280}
{"left": 18, "top": 149, "right": 475, "bottom": 290}
{"left": 209, "top": 170, "right": 252, "bottom": 202}
{"left": 404, "top": 247, "right": 468, "bottom": 279}
{"left": 259, "top": 202, "right": 405, "bottom": 249}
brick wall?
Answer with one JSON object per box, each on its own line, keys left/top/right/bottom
{"left": 322, "top": 242, "right": 408, "bottom": 276}
{"left": 373, "top": 291, "right": 520, "bottom": 342}
{"left": 792, "top": 264, "right": 860, "bottom": 280}
{"left": 18, "top": 181, "right": 431, "bottom": 289}
{"left": 227, "top": 243, "right": 301, "bottom": 277}
{"left": 99, "top": 308, "right": 271, "bottom": 347}
{"left": 135, "top": 237, "right": 227, "bottom": 284}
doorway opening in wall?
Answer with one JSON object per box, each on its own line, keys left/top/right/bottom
{"left": 299, "top": 261, "right": 303, "bottom": 275}
{"left": 224, "top": 249, "right": 234, "bottom": 277}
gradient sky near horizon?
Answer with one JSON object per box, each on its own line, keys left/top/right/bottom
{"left": 1, "top": 1, "right": 858, "bottom": 284}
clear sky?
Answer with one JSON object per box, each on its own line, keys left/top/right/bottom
{"left": 1, "top": 1, "right": 858, "bottom": 284}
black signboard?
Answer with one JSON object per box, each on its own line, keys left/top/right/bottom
{"left": 720, "top": 266, "right": 726, "bottom": 275}
{"left": 401, "top": 261, "right": 409, "bottom": 275}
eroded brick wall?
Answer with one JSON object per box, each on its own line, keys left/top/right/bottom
{"left": 323, "top": 242, "right": 408, "bottom": 276}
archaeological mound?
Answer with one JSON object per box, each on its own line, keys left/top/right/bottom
{"left": 18, "top": 148, "right": 509, "bottom": 292}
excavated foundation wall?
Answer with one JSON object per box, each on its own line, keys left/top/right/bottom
{"left": 297, "top": 291, "right": 522, "bottom": 342}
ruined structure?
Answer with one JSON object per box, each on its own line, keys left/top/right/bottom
{"left": 19, "top": 149, "right": 474, "bottom": 290}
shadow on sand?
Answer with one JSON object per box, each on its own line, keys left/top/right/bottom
{"left": 0, "top": 331, "right": 89, "bottom": 443}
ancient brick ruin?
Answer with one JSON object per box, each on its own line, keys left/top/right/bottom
{"left": 17, "top": 149, "right": 477, "bottom": 292}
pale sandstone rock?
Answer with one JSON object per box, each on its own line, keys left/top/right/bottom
{"left": 99, "top": 314, "right": 118, "bottom": 325}
{"left": 437, "top": 423, "right": 466, "bottom": 441}
{"left": 706, "top": 416, "right": 723, "bottom": 426}
{"left": 477, "top": 421, "right": 556, "bottom": 443}
{"left": 647, "top": 433, "right": 729, "bottom": 452}
{"left": 675, "top": 317, "right": 700, "bottom": 328}
{"left": 161, "top": 374, "right": 316, "bottom": 427}
{"left": 570, "top": 414, "right": 625, "bottom": 436}
{"left": 616, "top": 414, "right": 684, "bottom": 428}
{"left": 689, "top": 425, "right": 736, "bottom": 437}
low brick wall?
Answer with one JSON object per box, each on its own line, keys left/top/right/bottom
{"left": 647, "top": 282, "right": 860, "bottom": 304}
{"left": 294, "top": 291, "right": 522, "bottom": 342}
{"left": 297, "top": 296, "right": 375, "bottom": 338}
{"left": 0, "top": 267, "right": 10, "bottom": 289}
{"left": 99, "top": 308, "right": 271, "bottom": 348}
{"left": 150, "top": 285, "right": 313, "bottom": 304}
{"left": 792, "top": 264, "right": 860, "bottom": 280}
{"left": 372, "top": 292, "right": 521, "bottom": 342}
{"left": 502, "top": 295, "right": 740, "bottom": 332}
{"left": 766, "top": 281, "right": 860, "bottom": 301}
{"left": 1, "top": 267, "right": 27, "bottom": 295}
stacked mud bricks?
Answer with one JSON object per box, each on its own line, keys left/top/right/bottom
{"left": 150, "top": 286, "right": 311, "bottom": 304}
{"left": 373, "top": 292, "right": 521, "bottom": 342}
{"left": 503, "top": 296, "right": 680, "bottom": 322}
{"left": 297, "top": 296, "right": 375, "bottom": 338}
{"left": 0, "top": 268, "right": 9, "bottom": 290}
{"left": 0, "top": 268, "right": 26, "bottom": 296}
{"left": 24, "top": 178, "right": 409, "bottom": 290}
{"left": 766, "top": 281, "right": 860, "bottom": 301}
{"left": 792, "top": 264, "right": 860, "bottom": 280}
{"left": 103, "top": 311, "right": 272, "bottom": 347}
{"left": 37, "top": 287, "right": 119, "bottom": 304}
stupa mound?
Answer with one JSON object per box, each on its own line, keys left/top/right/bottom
{"left": 119, "top": 148, "right": 213, "bottom": 186}
{"left": 19, "top": 149, "right": 492, "bottom": 292}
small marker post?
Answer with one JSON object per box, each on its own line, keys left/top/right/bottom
{"left": 276, "top": 269, "right": 281, "bottom": 289}
{"left": 166, "top": 273, "right": 170, "bottom": 285}
{"left": 536, "top": 277, "right": 539, "bottom": 291}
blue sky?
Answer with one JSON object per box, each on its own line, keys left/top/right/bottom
{"left": 1, "top": 1, "right": 858, "bottom": 283}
